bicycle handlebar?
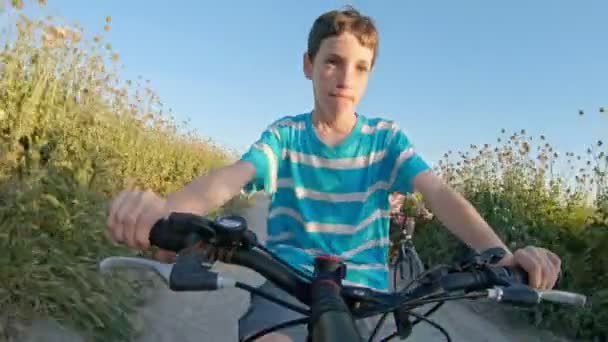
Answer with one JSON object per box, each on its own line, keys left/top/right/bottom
{"left": 99, "top": 212, "right": 587, "bottom": 342}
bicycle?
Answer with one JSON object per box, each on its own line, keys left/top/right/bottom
{"left": 99, "top": 212, "right": 587, "bottom": 342}
{"left": 388, "top": 212, "right": 425, "bottom": 293}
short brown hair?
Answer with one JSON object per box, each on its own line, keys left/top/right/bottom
{"left": 307, "top": 6, "right": 379, "bottom": 66}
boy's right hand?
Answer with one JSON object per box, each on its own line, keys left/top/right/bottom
{"left": 107, "top": 188, "right": 170, "bottom": 253}
{"left": 106, "top": 160, "right": 257, "bottom": 261}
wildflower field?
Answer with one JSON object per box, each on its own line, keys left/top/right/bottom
{"left": 405, "top": 123, "right": 607, "bottom": 340}
{"left": 0, "top": 1, "right": 606, "bottom": 341}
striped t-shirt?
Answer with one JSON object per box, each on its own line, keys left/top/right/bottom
{"left": 239, "top": 111, "right": 430, "bottom": 291}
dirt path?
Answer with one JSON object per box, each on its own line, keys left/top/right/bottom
{"left": 19, "top": 193, "right": 572, "bottom": 341}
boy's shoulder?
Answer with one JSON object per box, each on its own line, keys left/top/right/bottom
{"left": 359, "top": 114, "right": 398, "bottom": 132}
{"left": 266, "top": 112, "right": 309, "bottom": 131}
{"left": 359, "top": 113, "right": 414, "bottom": 143}
{"left": 359, "top": 114, "right": 422, "bottom": 153}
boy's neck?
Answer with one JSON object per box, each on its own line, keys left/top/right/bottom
{"left": 310, "top": 108, "right": 358, "bottom": 147}
{"left": 311, "top": 108, "right": 357, "bottom": 135}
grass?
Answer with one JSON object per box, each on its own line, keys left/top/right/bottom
{"left": 0, "top": 2, "right": 247, "bottom": 341}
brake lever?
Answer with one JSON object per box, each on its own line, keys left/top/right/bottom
{"left": 169, "top": 247, "right": 223, "bottom": 291}
{"left": 456, "top": 247, "right": 507, "bottom": 271}
{"left": 99, "top": 256, "right": 174, "bottom": 285}
{"left": 99, "top": 251, "right": 237, "bottom": 292}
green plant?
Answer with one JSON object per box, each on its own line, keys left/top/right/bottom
{"left": 1, "top": 2, "right": 245, "bottom": 340}
{"left": 410, "top": 111, "right": 607, "bottom": 340}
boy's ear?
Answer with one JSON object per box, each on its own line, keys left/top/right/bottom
{"left": 303, "top": 52, "right": 312, "bottom": 80}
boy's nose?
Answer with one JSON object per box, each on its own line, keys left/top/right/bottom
{"left": 336, "top": 68, "right": 355, "bottom": 89}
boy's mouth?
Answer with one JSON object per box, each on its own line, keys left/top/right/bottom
{"left": 329, "top": 92, "right": 354, "bottom": 101}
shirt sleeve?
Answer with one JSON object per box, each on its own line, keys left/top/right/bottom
{"left": 239, "top": 125, "right": 282, "bottom": 196}
{"left": 386, "top": 125, "right": 431, "bottom": 194}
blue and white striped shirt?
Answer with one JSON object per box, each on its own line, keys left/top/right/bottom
{"left": 240, "top": 112, "right": 430, "bottom": 291}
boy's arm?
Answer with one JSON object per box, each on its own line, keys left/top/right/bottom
{"left": 385, "top": 124, "right": 560, "bottom": 289}
{"left": 165, "top": 122, "right": 282, "bottom": 215}
{"left": 412, "top": 170, "right": 512, "bottom": 256}
{"left": 384, "top": 123, "right": 510, "bottom": 257}
{"left": 412, "top": 168, "right": 561, "bottom": 290}
{"left": 165, "top": 160, "right": 257, "bottom": 215}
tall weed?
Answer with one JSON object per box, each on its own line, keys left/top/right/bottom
{"left": 1, "top": 2, "right": 242, "bottom": 340}
{"left": 410, "top": 114, "right": 607, "bottom": 340}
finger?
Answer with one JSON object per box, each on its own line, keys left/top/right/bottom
{"left": 545, "top": 250, "right": 562, "bottom": 289}
{"left": 518, "top": 248, "right": 543, "bottom": 289}
{"left": 534, "top": 249, "right": 551, "bottom": 290}
{"left": 538, "top": 251, "right": 555, "bottom": 290}
{"left": 107, "top": 191, "right": 130, "bottom": 242}
{"left": 531, "top": 248, "right": 556, "bottom": 290}
{"left": 538, "top": 252, "right": 552, "bottom": 290}
{"left": 125, "top": 191, "right": 148, "bottom": 249}
{"left": 116, "top": 190, "right": 142, "bottom": 246}
{"left": 134, "top": 191, "right": 163, "bottom": 249}
{"left": 535, "top": 248, "right": 557, "bottom": 290}
{"left": 133, "top": 207, "right": 151, "bottom": 250}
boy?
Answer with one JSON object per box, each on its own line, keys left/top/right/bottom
{"left": 107, "top": 6, "right": 561, "bottom": 341}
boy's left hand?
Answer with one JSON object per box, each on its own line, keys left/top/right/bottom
{"left": 498, "top": 246, "right": 562, "bottom": 290}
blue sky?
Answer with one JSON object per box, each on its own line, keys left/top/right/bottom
{"left": 4, "top": 0, "right": 607, "bottom": 167}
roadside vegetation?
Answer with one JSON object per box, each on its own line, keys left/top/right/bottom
{"left": 1, "top": 1, "right": 245, "bottom": 340}
{"left": 401, "top": 111, "right": 607, "bottom": 341}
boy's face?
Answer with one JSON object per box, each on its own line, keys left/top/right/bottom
{"left": 304, "top": 32, "right": 374, "bottom": 118}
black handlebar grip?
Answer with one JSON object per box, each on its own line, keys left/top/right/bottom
{"left": 440, "top": 271, "right": 485, "bottom": 291}
{"left": 149, "top": 217, "right": 185, "bottom": 252}
{"left": 148, "top": 212, "right": 217, "bottom": 252}
{"left": 499, "top": 266, "right": 529, "bottom": 286}
{"left": 441, "top": 266, "right": 531, "bottom": 292}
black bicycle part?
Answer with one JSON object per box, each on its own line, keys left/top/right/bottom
{"left": 148, "top": 212, "right": 535, "bottom": 341}
{"left": 242, "top": 318, "right": 308, "bottom": 342}
{"left": 308, "top": 255, "right": 362, "bottom": 342}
